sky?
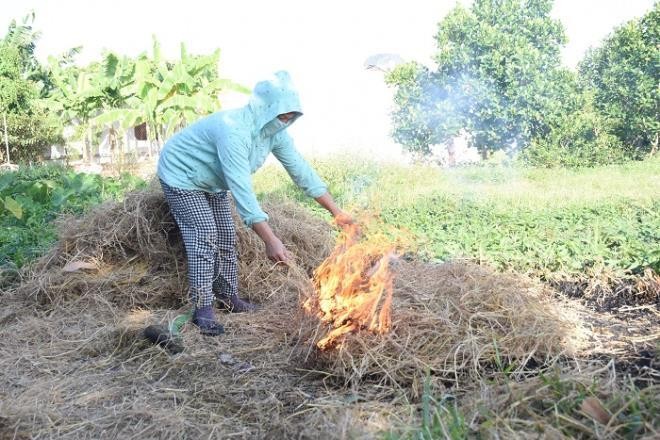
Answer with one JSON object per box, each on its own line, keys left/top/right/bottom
{"left": 2, "top": 0, "right": 655, "bottom": 159}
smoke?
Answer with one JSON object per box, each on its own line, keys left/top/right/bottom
{"left": 409, "top": 68, "right": 534, "bottom": 163}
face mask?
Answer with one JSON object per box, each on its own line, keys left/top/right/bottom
{"left": 262, "top": 118, "right": 289, "bottom": 137}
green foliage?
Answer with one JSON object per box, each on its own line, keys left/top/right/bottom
{"left": 384, "top": 63, "right": 439, "bottom": 156}
{"left": 2, "top": 11, "right": 248, "bottom": 164}
{"left": 0, "top": 44, "right": 36, "bottom": 113}
{"left": 253, "top": 157, "right": 660, "bottom": 279}
{"left": 579, "top": 3, "right": 660, "bottom": 157}
{"left": 44, "top": 35, "right": 250, "bottom": 159}
{"left": 46, "top": 58, "right": 104, "bottom": 126}
{"left": 521, "top": 93, "right": 626, "bottom": 167}
{"left": 387, "top": 0, "right": 577, "bottom": 157}
{"left": 0, "top": 165, "right": 145, "bottom": 267}
{"left": 94, "top": 37, "right": 231, "bottom": 142}
{"left": 2, "top": 11, "right": 46, "bottom": 86}
{"left": 0, "top": 15, "right": 63, "bottom": 163}
{"left": 3, "top": 109, "right": 64, "bottom": 162}
{"left": 383, "top": 194, "right": 659, "bottom": 276}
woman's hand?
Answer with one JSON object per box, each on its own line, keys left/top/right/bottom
{"left": 333, "top": 210, "right": 355, "bottom": 228}
{"left": 265, "top": 236, "right": 291, "bottom": 263}
{"left": 252, "top": 221, "right": 291, "bottom": 264}
{"left": 314, "top": 193, "right": 355, "bottom": 230}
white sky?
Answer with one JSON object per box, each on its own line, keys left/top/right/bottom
{"left": 2, "top": 0, "right": 655, "bottom": 159}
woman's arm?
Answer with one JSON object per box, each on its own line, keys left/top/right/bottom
{"left": 315, "top": 192, "right": 354, "bottom": 227}
{"left": 271, "top": 132, "right": 327, "bottom": 198}
{"left": 271, "top": 134, "right": 353, "bottom": 227}
{"left": 252, "top": 221, "right": 290, "bottom": 263}
{"left": 253, "top": 193, "right": 353, "bottom": 264}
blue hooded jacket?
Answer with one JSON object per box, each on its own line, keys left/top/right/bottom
{"left": 157, "top": 71, "right": 327, "bottom": 226}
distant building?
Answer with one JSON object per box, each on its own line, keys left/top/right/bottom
{"left": 430, "top": 131, "right": 481, "bottom": 167}
{"left": 44, "top": 123, "right": 153, "bottom": 164}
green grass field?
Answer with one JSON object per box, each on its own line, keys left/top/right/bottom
{"left": 254, "top": 156, "right": 660, "bottom": 281}
{"left": 3, "top": 158, "right": 657, "bottom": 287}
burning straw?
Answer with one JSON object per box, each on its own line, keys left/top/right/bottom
{"left": 300, "top": 259, "right": 588, "bottom": 397}
{"left": 0, "top": 187, "right": 356, "bottom": 438}
{"left": 1, "top": 185, "right": 655, "bottom": 438}
{"left": 304, "top": 223, "right": 396, "bottom": 350}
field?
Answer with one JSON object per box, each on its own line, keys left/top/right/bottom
{"left": 256, "top": 157, "right": 660, "bottom": 305}
{"left": 0, "top": 158, "right": 658, "bottom": 439}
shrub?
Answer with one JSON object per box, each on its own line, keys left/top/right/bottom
{"left": 0, "top": 165, "right": 144, "bottom": 267}
{"left": 522, "top": 104, "right": 626, "bottom": 167}
{"left": 3, "top": 109, "right": 64, "bottom": 163}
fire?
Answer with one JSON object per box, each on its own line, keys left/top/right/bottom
{"left": 304, "top": 223, "right": 396, "bottom": 350}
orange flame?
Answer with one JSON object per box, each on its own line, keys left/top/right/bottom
{"left": 304, "top": 223, "right": 396, "bottom": 350}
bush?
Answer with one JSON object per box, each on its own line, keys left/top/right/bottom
{"left": 3, "top": 109, "right": 64, "bottom": 163}
{"left": 522, "top": 104, "right": 626, "bottom": 167}
{"left": 0, "top": 164, "right": 145, "bottom": 267}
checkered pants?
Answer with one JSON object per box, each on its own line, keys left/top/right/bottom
{"left": 160, "top": 180, "right": 238, "bottom": 308}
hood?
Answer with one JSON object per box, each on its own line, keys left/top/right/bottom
{"left": 248, "top": 71, "right": 303, "bottom": 135}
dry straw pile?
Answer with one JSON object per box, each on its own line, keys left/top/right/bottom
{"left": 16, "top": 186, "right": 331, "bottom": 308}
{"left": 0, "top": 187, "right": 655, "bottom": 439}
{"left": 298, "top": 260, "right": 586, "bottom": 398}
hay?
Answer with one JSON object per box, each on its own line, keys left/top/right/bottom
{"left": 17, "top": 187, "right": 332, "bottom": 308}
{"left": 0, "top": 292, "right": 408, "bottom": 439}
{"left": 0, "top": 188, "right": 356, "bottom": 439}
{"left": 551, "top": 269, "right": 660, "bottom": 311}
{"left": 1, "top": 187, "right": 657, "bottom": 439}
{"left": 453, "top": 362, "right": 660, "bottom": 439}
{"left": 299, "top": 260, "right": 587, "bottom": 397}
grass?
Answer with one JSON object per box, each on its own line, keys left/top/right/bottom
{"left": 3, "top": 157, "right": 657, "bottom": 285}
{"left": 386, "top": 358, "right": 659, "bottom": 439}
{"left": 0, "top": 164, "right": 145, "bottom": 268}
{"left": 253, "top": 156, "right": 660, "bottom": 280}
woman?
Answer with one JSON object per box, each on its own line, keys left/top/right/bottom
{"left": 157, "top": 71, "right": 352, "bottom": 335}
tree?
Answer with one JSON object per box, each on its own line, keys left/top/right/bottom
{"left": 3, "top": 12, "right": 40, "bottom": 80}
{"left": 0, "top": 43, "right": 32, "bottom": 162}
{"left": 0, "top": 44, "right": 34, "bottom": 114}
{"left": 46, "top": 56, "right": 104, "bottom": 161}
{"left": 521, "top": 91, "right": 625, "bottom": 167}
{"left": 384, "top": 62, "right": 438, "bottom": 157}
{"left": 579, "top": 3, "right": 659, "bottom": 157}
{"left": 386, "top": 0, "right": 577, "bottom": 158}
{"left": 0, "top": 15, "right": 62, "bottom": 163}
{"left": 92, "top": 37, "right": 249, "bottom": 155}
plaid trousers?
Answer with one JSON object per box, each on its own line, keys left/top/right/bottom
{"left": 160, "top": 180, "right": 239, "bottom": 308}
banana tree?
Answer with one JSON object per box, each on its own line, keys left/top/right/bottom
{"left": 94, "top": 52, "right": 136, "bottom": 109}
{"left": 93, "top": 36, "right": 249, "bottom": 157}
{"left": 46, "top": 57, "right": 104, "bottom": 162}
{"left": 88, "top": 52, "right": 136, "bottom": 161}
